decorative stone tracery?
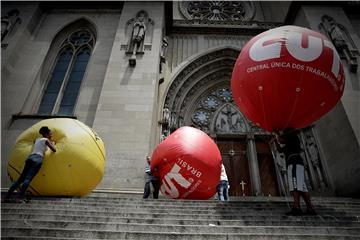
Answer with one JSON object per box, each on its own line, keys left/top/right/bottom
{"left": 179, "top": 1, "right": 255, "bottom": 21}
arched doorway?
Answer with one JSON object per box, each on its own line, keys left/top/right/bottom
{"left": 161, "top": 48, "right": 281, "bottom": 196}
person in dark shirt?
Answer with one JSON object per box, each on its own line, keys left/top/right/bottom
{"left": 143, "top": 155, "right": 160, "bottom": 199}
{"left": 275, "top": 127, "right": 316, "bottom": 216}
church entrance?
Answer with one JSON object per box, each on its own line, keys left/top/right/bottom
{"left": 255, "top": 136, "right": 280, "bottom": 196}
{"left": 216, "top": 137, "right": 251, "bottom": 196}
{"left": 216, "top": 136, "right": 279, "bottom": 196}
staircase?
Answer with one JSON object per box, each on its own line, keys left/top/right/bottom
{"left": 1, "top": 192, "right": 360, "bottom": 239}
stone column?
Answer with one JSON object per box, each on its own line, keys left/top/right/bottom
{"left": 92, "top": 2, "right": 165, "bottom": 191}
{"left": 247, "top": 134, "right": 262, "bottom": 196}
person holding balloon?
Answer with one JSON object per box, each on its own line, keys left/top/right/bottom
{"left": 143, "top": 155, "right": 160, "bottom": 199}
{"left": 275, "top": 128, "right": 316, "bottom": 216}
{"left": 3, "top": 126, "right": 57, "bottom": 203}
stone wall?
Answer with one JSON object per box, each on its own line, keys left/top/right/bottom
{"left": 1, "top": 2, "right": 121, "bottom": 187}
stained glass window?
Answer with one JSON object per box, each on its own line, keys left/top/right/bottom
{"left": 38, "top": 29, "right": 94, "bottom": 115}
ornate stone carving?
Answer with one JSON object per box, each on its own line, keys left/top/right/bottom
{"left": 124, "top": 10, "right": 154, "bottom": 66}
{"left": 1, "top": 9, "right": 21, "bottom": 41}
{"left": 319, "top": 15, "right": 359, "bottom": 72}
{"left": 179, "top": 1, "right": 255, "bottom": 21}
{"left": 213, "top": 104, "right": 248, "bottom": 134}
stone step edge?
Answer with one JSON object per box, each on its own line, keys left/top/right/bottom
{"left": 2, "top": 209, "right": 357, "bottom": 219}
{"left": 2, "top": 202, "right": 360, "bottom": 212}
{"left": 2, "top": 228, "right": 360, "bottom": 237}
{"left": 3, "top": 208, "right": 358, "bottom": 218}
{"left": 3, "top": 212, "right": 358, "bottom": 223}
{"left": 3, "top": 200, "right": 360, "bottom": 208}
{"left": 9, "top": 196, "right": 360, "bottom": 204}
{"left": 2, "top": 217, "right": 359, "bottom": 226}
{"left": 2, "top": 219, "right": 360, "bottom": 230}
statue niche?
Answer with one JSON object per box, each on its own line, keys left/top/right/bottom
{"left": 1, "top": 9, "right": 21, "bottom": 48}
{"left": 125, "top": 10, "right": 154, "bottom": 67}
{"left": 319, "top": 15, "right": 359, "bottom": 73}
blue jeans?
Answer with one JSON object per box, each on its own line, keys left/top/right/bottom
{"left": 143, "top": 174, "right": 160, "bottom": 199}
{"left": 217, "top": 180, "right": 229, "bottom": 201}
{"left": 6, "top": 154, "right": 43, "bottom": 198}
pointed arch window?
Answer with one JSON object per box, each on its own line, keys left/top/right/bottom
{"left": 38, "top": 29, "right": 94, "bottom": 115}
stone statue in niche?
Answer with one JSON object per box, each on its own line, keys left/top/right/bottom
{"left": 162, "top": 108, "right": 170, "bottom": 123}
{"left": 127, "top": 11, "right": 153, "bottom": 66}
{"left": 319, "top": 15, "right": 359, "bottom": 73}
{"left": 306, "top": 134, "right": 326, "bottom": 189}
{"left": 159, "top": 37, "right": 169, "bottom": 73}
{"left": 1, "top": 9, "right": 21, "bottom": 41}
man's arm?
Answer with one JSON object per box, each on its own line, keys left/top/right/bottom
{"left": 46, "top": 140, "right": 57, "bottom": 153}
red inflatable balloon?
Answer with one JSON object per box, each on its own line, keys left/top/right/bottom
{"left": 231, "top": 25, "right": 345, "bottom": 132}
{"left": 150, "top": 126, "right": 221, "bottom": 199}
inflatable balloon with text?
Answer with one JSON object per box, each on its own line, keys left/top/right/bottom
{"left": 8, "top": 118, "right": 105, "bottom": 196}
{"left": 151, "top": 126, "right": 222, "bottom": 200}
{"left": 231, "top": 25, "right": 345, "bottom": 132}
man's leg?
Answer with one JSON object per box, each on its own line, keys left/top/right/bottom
{"left": 152, "top": 179, "right": 160, "bottom": 199}
{"left": 18, "top": 162, "right": 42, "bottom": 199}
{"left": 292, "top": 190, "right": 301, "bottom": 209}
{"left": 223, "top": 181, "right": 229, "bottom": 201}
{"left": 218, "top": 183, "right": 225, "bottom": 201}
{"left": 4, "top": 159, "right": 32, "bottom": 200}
{"left": 143, "top": 177, "right": 151, "bottom": 199}
{"left": 301, "top": 192, "right": 316, "bottom": 215}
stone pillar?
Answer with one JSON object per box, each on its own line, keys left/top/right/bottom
{"left": 247, "top": 134, "right": 262, "bottom": 196}
{"left": 92, "top": 2, "right": 164, "bottom": 191}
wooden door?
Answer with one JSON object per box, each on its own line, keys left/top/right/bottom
{"left": 256, "top": 137, "right": 280, "bottom": 196}
{"left": 216, "top": 138, "right": 251, "bottom": 196}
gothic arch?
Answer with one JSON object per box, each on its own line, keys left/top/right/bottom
{"left": 161, "top": 47, "right": 262, "bottom": 136}
{"left": 51, "top": 18, "right": 98, "bottom": 44}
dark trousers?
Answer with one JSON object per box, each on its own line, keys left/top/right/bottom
{"left": 143, "top": 174, "right": 160, "bottom": 199}
{"left": 6, "top": 154, "right": 43, "bottom": 199}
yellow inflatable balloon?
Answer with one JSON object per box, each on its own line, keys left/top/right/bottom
{"left": 7, "top": 118, "right": 105, "bottom": 196}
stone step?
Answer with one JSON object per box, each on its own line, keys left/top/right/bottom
{"left": 2, "top": 225, "right": 360, "bottom": 239}
{"left": 2, "top": 199, "right": 360, "bottom": 210}
{"left": 2, "top": 221, "right": 360, "bottom": 235}
{"left": 2, "top": 214, "right": 359, "bottom": 227}
{"left": 2, "top": 205, "right": 359, "bottom": 219}
{"left": 16, "top": 196, "right": 360, "bottom": 205}
{"left": 1, "top": 209, "right": 358, "bottom": 222}
{"left": 2, "top": 203, "right": 359, "bottom": 216}
{"left": 2, "top": 234, "right": 360, "bottom": 240}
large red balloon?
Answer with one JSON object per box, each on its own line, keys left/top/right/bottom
{"left": 150, "top": 126, "right": 221, "bottom": 199}
{"left": 231, "top": 25, "right": 345, "bottom": 132}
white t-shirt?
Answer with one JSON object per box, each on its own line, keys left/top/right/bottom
{"left": 220, "top": 164, "right": 228, "bottom": 181}
{"left": 31, "top": 138, "right": 48, "bottom": 157}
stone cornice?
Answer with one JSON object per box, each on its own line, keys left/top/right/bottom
{"left": 171, "top": 19, "right": 283, "bottom": 35}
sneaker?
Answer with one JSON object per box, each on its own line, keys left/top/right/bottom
{"left": 285, "top": 207, "right": 303, "bottom": 216}
{"left": 305, "top": 208, "right": 317, "bottom": 215}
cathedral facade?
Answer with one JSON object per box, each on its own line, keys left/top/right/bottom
{"left": 2, "top": 1, "right": 360, "bottom": 197}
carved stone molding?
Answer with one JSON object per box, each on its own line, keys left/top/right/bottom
{"left": 171, "top": 19, "right": 283, "bottom": 35}
{"left": 163, "top": 48, "right": 263, "bottom": 136}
